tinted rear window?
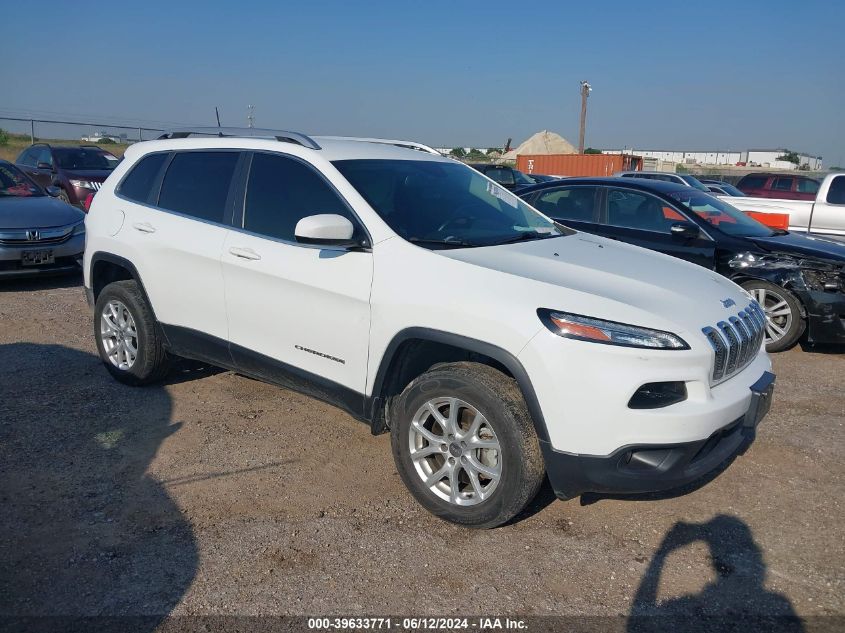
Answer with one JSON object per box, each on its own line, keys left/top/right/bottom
{"left": 158, "top": 152, "right": 239, "bottom": 223}
{"left": 118, "top": 153, "right": 168, "bottom": 204}
{"left": 738, "top": 176, "right": 768, "bottom": 189}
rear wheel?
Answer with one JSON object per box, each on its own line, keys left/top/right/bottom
{"left": 742, "top": 280, "right": 805, "bottom": 352}
{"left": 94, "top": 280, "right": 170, "bottom": 385}
{"left": 390, "top": 362, "right": 545, "bottom": 528}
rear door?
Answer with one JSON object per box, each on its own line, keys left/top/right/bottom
{"left": 523, "top": 185, "right": 601, "bottom": 233}
{"left": 116, "top": 150, "right": 240, "bottom": 346}
{"left": 595, "top": 186, "right": 716, "bottom": 268}
{"left": 808, "top": 174, "right": 845, "bottom": 235}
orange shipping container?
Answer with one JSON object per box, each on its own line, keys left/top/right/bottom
{"left": 517, "top": 153, "right": 643, "bottom": 177}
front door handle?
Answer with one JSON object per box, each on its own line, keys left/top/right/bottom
{"left": 132, "top": 222, "right": 156, "bottom": 234}
{"left": 228, "top": 246, "right": 261, "bottom": 261}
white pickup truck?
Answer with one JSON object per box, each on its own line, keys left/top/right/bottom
{"left": 718, "top": 173, "right": 845, "bottom": 237}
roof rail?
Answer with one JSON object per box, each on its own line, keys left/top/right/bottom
{"left": 157, "top": 127, "right": 321, "bottom": 150}
{"left": 318, "top": 136, "right": 441, "bottom": 156}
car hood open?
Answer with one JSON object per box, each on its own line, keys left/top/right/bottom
{"left": 0, "top": 196, "right": 85, "bottom": 229}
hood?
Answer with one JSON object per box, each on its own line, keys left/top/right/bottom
{"left": 60, "top": 169, "right": 112, "bottom": 181}
{"left": 0, "top": 196, "right": 85, "bottom": 229}
{"left": 750, "top": 232, "right": 845, "bottom": 264}
{"left": 438, "top": 232, "right": 752, "bottom": 335}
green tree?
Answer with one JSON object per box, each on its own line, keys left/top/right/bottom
{"left": 486, "top": 148, "right": 503, "bottom": 155}
{"left": 449, "top": 147, "right": 466, "bottom": 158}
{"left": 776, "top": 150, "right": 800, "bottom": 165}
{"left": 0, "top": 128, "right": 9, "bottom": 146}
{"left": 98, "top": 137, "right": 116, "bottom": 145}
{"left": 466, "top": 148, "right": 486, "bottom": 160}
{"left": 584, "top": 147, "right": 602, "bottom": 154}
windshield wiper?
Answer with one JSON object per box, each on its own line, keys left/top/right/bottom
{"left": 406, "top": 237, "right": 480, "bottom": 249}
{"left": 490, "top": 231, "right": 562, "bottom": 246}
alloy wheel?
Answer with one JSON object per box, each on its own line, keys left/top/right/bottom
{"left": 408, "top": 397, "right": 501, "bottom": 506}
{"left": 100, "top": 300, "right": 139, "bottom": 370}
{"left": 752, "top": 287, "right": 794, "bottom": 345}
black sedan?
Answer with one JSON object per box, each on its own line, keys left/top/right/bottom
{"left": 518, "top": 177, "right": 845, "bottom": 351}
{"left": 0, "top": 160, "right": 85, "bottom": 278}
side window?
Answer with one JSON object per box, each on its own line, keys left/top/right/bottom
{"left": 796, "top": 178, "right": 820, "bottom": 194}
{"left": 773, "top": 177, "right": 793, "bottom": 191}
{"left": 826, "top": 176, "right": 845, "bottom": 205}
{"left": 118, "top": 153, "right": 168, "bottom": 204}
{"left": 484, "top": 167, "right": 516, "bottom": 187}
{"left": 158, "top": 151, "right": 239, "bottom": 223}
{"left": 605, "top": 188, "right": 680, "bottom": 233}
{"left": 739, "top": 176, "right": 767, "bottom": 189}
{"left": 533, "top": 187, "right": 598, "bottom": 222}
{"left": 243, "top": 152, "right": 358, "bottom": 242}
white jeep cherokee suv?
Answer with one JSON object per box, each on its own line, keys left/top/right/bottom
{"left": 84, "top": 128, "right": 775, "bottom": 528}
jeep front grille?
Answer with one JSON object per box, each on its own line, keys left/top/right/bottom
{"left": 702, "top": 303, "right": 766, "bottom": 384}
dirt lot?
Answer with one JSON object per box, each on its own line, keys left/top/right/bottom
{"left": 1, "top": 275, "right": 843, "bottom": 627}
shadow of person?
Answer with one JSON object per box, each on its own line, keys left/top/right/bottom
{"left": 0, "top": 343, "right": 197, "bottom": 630}
{"left": 628, "top": 515, "right": 802, "bottom": 633}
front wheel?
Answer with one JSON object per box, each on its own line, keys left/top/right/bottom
{"left": 742, "top": 280, "right": 805, "bottom": 352}
{"left": 390, "top": 362, "right": 545, "bottom": 528}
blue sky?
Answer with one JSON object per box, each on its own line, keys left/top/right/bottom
{"left": 3, "top": 1, "right": 844, "bottom": 164}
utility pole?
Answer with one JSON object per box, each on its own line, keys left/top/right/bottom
{"left": 578, "top": 80, "right": 591, "bottom": 154}
{"left": 247, "top": 105, "right": 255, "bottom": 129}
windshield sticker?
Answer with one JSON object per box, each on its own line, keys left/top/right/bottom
{"left": 487, "top": 181, "right": 518, "bottom": 208}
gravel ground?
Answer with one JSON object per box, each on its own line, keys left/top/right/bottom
{"left": 1, "top": 274, "right": 843, "bottom": 626}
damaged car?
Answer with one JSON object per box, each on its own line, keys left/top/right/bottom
{"left": 518, "top": 177, "right": 845, "bottom": 351}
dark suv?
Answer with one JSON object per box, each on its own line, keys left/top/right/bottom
{"left": 16, "top": 144, "right": 119, "bottom": 209}
{"left": 736, "top": 173, "right": 821, "bottom": 200}
{"left": 468, "top": 163, "right": 536, "bottom": 190}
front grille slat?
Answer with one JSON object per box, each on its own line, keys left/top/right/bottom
{"left": 702, "top": 302, "right": 765, "bottom": 385}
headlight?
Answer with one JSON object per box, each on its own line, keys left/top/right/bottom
{"left": 71, "top": 221, "right": 86, "bottom": 236}
{"left": 69, "top": 179, "right": 96, "bottom": 190}
{"left": 538, "top": 309, "right": 689, "bottom": 349}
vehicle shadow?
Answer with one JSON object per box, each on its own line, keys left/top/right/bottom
{"left": 628, "top": 515, "right": 802, "bottom": 633}
{"left": 0, "top": 343, "right": 197, "bottom": 629}
{"left": 798, "top": 341, "right": 845, "bottom": 355}
{"left": 0, "top": 271, "right": 83, "bottom": 292}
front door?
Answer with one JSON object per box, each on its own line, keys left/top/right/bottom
{"left": 221, "top": 151, "right": 373, "bottom": 410}
{"left": 596, "top": 186, "right": 716, "bottom": 268}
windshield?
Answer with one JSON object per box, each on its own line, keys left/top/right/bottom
{"left": 668, "top": 190, "right": 774, "bottom": 237}
{"left": 0, "top": 163, "right": 44, "bottom": 197}
{"left": 54, "top": 148, "right": 117, "bottom": 170}
{"left": 680, "top": 175, "right": 711, "bottom": 192}
{"left": 333, "top": 159, "right": 565, "bottom": 248}
{"left": 716, "top": 183, "right": 747, "bottom": 197}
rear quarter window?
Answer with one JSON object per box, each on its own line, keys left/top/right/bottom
{"left": 118, "top": 153, "right": 168, "bottom": 204}
{"left": 738, "top": 176, "right": 768, "bottom": 189}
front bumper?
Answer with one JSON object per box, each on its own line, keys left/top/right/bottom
{"left": 543, "top": 371, "right": 776, "bottom": 499}
{"left": 0, "top": 235, "right": 85, "bottom": 279}
{"left": 803, "top": 289, "right": 845, "bottom": 345}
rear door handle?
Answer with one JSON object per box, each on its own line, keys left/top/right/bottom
{"left": 132, "top": 222, "right": 156, "bottom": 234}
{"left": 228, "top": 246, "right": 261, "bottom": 261}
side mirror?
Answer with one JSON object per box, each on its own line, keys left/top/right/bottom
{"left": 294, "top": 214, "right": 362, "bottom": 248}
{"left": 45, "top": 186, "right": 62, "bottom": 197}
{"left": 670, "top": 222, "right": 700, "bottom": 240}
{"left": 36, "top": 161, "right": 53, "bottom": 170}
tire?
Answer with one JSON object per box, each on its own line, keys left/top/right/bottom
{"left": 390, "top": 362, "right": 545, "bottom": 528}
{"left": 94, "top": 280, "right": 170, "bottom": 385}
{"left": 742, "top": 280, "right": 805, "bottom": 352}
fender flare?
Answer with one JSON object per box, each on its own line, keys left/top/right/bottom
{"left": 89, "top": 251, "right": 162, "bottom": 323}
{"left": 369, "top": 327, "right": 550, "bottom": 442}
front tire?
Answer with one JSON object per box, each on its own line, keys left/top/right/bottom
{"left": 94, "top": 280, "right": 170, "bottom": 385}
{"left": 390, "top": 362, "right": 545, "bottom": 528}
{"left": 742, "top": 280, "right": 805, "bottom": 352}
